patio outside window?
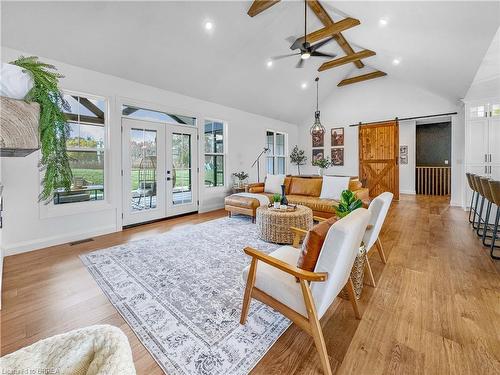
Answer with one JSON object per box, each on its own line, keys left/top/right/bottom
{"left": 53, "top": 94, "right": 106, "bottom": 205}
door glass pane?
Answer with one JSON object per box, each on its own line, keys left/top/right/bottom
{"left": 130, "top": 128, "right": 157, "bottom": 211}
{"left": 276, "top": 133, "right": 285, "bottom": 156}
{"left": 172, "top": 133, "right": 192, "bottom": 205}
{"left": 491, "top": 104, "right": 500, "bottom": 117}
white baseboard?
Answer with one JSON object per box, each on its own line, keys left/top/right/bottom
{"left": 199, "top": 202, "right": 224, "bottom": 213}
{"left": 400, "top": 190, "right": 416, "bottom": 195}
{"left": 3, "top": 225, "right": 118, "bottom": 257}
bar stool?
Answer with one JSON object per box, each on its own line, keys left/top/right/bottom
{"left": 479, "top": 177, "right": 495, "bottom": 244}
{"left": 487, "top": 180, "right": 500, "bottom": 260}
{"left": 472, "top": 175, "right": 486, "bottom": 231}
{"left": 466, "top": 173, "right": 478, "bottom": 224}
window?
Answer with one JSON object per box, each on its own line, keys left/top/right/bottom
{"left": 54, "top": 94, "right": 106, "bottom": 205}
{"left": 266, "top": 131, "right": 287, "bottom": 175}
{"left": 204, "top": 120, "right": 225, "bottom": 187}
{"left": 470, "top": 105, "right": 487, "bottom": 118}
{"left": 122, "top": 105, "right": 196, "bottom": 126}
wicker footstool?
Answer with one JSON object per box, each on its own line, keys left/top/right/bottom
{"left": 256, "top": 205, "right": 313, "bottom": 244}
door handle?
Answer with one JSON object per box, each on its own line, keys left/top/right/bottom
{"left": 485, "top": 166, "right": 488, "bottom": 174}
{"left": 166, "top": 177, "right": 171, "bottom": 181}
{"left": 485, "top": 154, "right": 487, "bottom": 162}
{"left": 489, "top": 154, "right": 492, "bottom": 162}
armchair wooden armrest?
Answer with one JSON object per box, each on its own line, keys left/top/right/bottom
{"left": 290, "top": 226, "right": 308, "bottom": 248}
{"left": 243, "top": 247, "right": 327, "bottom": 282}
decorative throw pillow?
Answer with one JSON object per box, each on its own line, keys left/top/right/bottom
{"left": 319, "top": 176, "right": 350, "bottom": 200}
{"left": 264, "top": 174, "right": 285, "bottom": 194}
{"left": 297, "top": 216, "right": 338, "bottom": 272}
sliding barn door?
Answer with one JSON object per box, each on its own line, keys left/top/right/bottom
{"left": 359, "top": 120, "right": 399, "bottom": 200}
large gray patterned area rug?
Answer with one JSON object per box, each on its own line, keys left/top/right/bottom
{"left": 80, "top": 216, "right": 290, "bottom": 375}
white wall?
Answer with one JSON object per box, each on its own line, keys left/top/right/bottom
{"left": 399, "top": 120, "right": 416, "bottom": 194}
{"left": 296, "top": 77, "right": 462, "bottom": 202}
{"left": 1, "top": 47, "right": 298, "bottom": 255}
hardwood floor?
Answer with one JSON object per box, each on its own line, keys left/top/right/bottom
{"left": 1, "top": 195, "right": 499, "bottom": 374}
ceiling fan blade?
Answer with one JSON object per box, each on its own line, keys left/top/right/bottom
{"left": 272, "top": 52, "right": 300, "bottom": 60}
{"left": 311, "top": 51, "right": 337, "bottom": 58}
{"left": 290, "top": 38, "right": 304, "bottom": 51}
{"left": 286, "top": 35, "right": 298, "bottom": 45}
{"left": 295, "top": 59, "right": 305, "bottom": 68}
{"left": 310, "top": 37, "right": 335, "bottom": 52}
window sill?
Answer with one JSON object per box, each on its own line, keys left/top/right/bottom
{"left": 39, "top": 199, "right": 113, "bottom": 219}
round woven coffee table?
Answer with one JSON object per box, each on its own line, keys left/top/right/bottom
{"left": 256, "top": 205, "right": 313, "bottom": 244}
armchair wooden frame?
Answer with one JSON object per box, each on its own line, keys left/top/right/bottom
{"left": 240, "top": 238, "right": 361, "bottom": 375}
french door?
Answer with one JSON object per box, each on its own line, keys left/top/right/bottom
{"left": 122, "top": 118, "right": 198, "bottom": 226}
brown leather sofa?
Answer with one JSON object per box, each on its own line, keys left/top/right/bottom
{"left": 224, "top": 175, "right": 369, "bottom": 221}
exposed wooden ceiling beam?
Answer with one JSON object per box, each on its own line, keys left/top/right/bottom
{"left": 337, "top": 71, "right": 387, "bottom": 87}
{"left": 291, "top": 17, "right": 360, "bottom": 50}
{"left": 307, "top": 0, "right": 364, "bottom": 69}
{"left": 318, "top": 49, "right": 376, "bottom": 71}
{"left": 247, "top": 0, "right": 280, "bottom": 17}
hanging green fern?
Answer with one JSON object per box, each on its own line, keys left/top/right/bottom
{"left": 11, "top": 56, "right": 72, "bottom": 202}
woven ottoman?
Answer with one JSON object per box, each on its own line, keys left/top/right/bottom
{"left": 225, "top": 194, "right": 262, "bottom": 222}
{"left": 256, "top": 205, "right": 313, "bottom": 244}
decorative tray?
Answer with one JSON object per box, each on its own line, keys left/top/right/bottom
{"left": 267, "top": 204, "right": 298, "bottom": 212}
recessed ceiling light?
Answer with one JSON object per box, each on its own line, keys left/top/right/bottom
{"left": 392, "top": 58, "right": 401, "bottom": 65}
{"left": 266, "top": 60, "right": 273, "bottom": 68}
{"left": 379, "top": 18, "right": 388, "bottom": 27}
{"left": 301, "top": 82, "right": 308, "bottom": 89}
{"left": 204, "top": 21, "right": 214, "bottom": 31}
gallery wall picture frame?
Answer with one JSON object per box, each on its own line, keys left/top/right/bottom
{"left": 400, "top": 145, "right": 408, "bottom": 165}
{"left": 312, "top": 131, "right": 324, "bottom": 147}
{"left": 312, "top": 149, "right": 324, "bottom": 163}
{"left": 331, "top": 147, "right": 344, "bottom": 166}
{"left": 331, "top": 127, "right": 344, "bottom": 147}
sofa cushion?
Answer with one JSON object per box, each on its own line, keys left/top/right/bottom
{"left": 320, "top": 176, "right": 350, "bottom": 200}
{"left": 297, "top": 217, "right": 338, "bottom": 272}
{"left": 286, "top": 195, "right": 337, "bottom": 213}
{"left": 289, "top": 177, "right": 322, "bottom": 197}
{"left": 264, "top": 174, "right": 285, "bottom": 194}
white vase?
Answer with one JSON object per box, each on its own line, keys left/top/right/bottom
{"left": 318, "top": 167, "right": 325, "bottom": 176}
{"left": 273, "top": 202, "right": 280, "bottom": 209}
{"left": 0, "top": 62, "right": 34, "bottom": 100}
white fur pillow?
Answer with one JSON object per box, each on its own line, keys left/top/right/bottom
{"left": 319, "top": 176, "right": 350, "bottom": 200}
{"left": 264, "top": 174, "right": 285, "bottom": 194}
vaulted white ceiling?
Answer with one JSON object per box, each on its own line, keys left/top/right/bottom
{"left": 2, "top": 1, "right": 499, "bottom": 124}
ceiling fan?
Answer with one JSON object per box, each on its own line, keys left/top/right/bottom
{"left": 272, "top": 0, "right": 336, "bottom": 68}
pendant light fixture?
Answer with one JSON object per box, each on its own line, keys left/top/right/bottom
{"left": 310, "top": 77, "right": 326, "bottom": 135}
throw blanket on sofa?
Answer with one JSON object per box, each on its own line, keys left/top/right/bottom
{"left": 233, "top": 192, "right": 269, "bottom": 206}
{"left": 0, "top": 325, "right": 136, "bottom": 375}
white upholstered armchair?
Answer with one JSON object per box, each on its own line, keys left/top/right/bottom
{"left": 240, "top": 209, "right": 370, "bottom": 375}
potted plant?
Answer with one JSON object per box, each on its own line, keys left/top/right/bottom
{"left": 335, "top": 190, "right": 363, "bottom": 218}
{"left": 8, "top": 56, "right": 72, "bottom": 202}
{"left": 290, "top": 145, "right": 307, "bottom": 175}
{"left": 272, "top": 193, "right": 281, "bottom": 209}
{"left": 312, "top": 157, "right": 331, "bottom": 176}
{"left": 232, "top": 171, "right": 249, "bottom": 188}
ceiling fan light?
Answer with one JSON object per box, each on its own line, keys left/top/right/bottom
{"left": 301, "top": 52, "right": 311, "bottom": 60}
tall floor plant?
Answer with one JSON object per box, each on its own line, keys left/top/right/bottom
{"left": 11, "top": 56, "right": 72, "bottom": 201}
